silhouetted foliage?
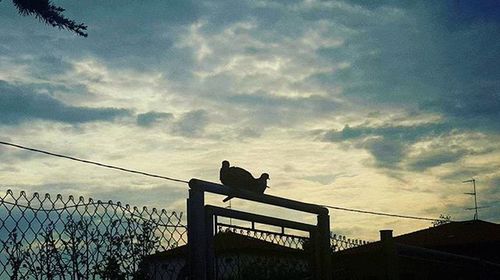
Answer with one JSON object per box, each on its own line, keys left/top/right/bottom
{"left": 0, "top": 190, "right": 186, "bottom": 279}
{"left": 4, "top": 0, "right": 87, "bottom": 36}
{"left": 96, "top": 256, "right": 126, "bottom": 280}
{"left": 4, "top": 230, "right": 28, "bottom": 280}
{"left": 3, "top": 216, "right": 165, "bottom": 279}
{"left": 35, "top": 223, "right": 66, "bottom": 279}
{"left": 2, "top": 218, "right": 160, "bottom": 280}
{"left": 432, "top": 214, "right": 452, "bottom": 227}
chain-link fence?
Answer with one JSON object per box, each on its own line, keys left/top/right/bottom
{"left": 210, "top": 223, "right": 369, "bottom": 280}
{"left": 0, "top": 188, "right": 369, "bottom": 280}
{"left": 0, "top": 189, "right": 186, "bottom": 280}
{"left": 216, "top": 223, "right": 369, "bottom": 252}
{"left": 330, "top": 233, "right": 369, "bottom": 252}
{"left": 217, "top": 223, "right": 308, "bottom": 250}
{"left": 214, "top": 221, "right": 312, "bottom": 280}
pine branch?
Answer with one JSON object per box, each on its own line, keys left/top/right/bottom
{"left": 11, "top": 0, "right": 88, "bottom": 37}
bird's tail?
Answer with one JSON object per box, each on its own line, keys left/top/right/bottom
{"left": 222, "top": 196, "right": 233, "bottom": 203}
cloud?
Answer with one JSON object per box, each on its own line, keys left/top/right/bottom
{"left": 321, "top": 122, "right": 471, "bottom": 168}
{"left": 324, "top": 122, "right": 453, "bottom": 144}
{"left": 224, "top": 93, "right": 340, "bottom": 127}
{"left": 301, "top": 172, "right": 356, "bottom": 186}
{"left": 1, "top": 0, "right": 500, "bottom": 238}
{"left": 136, "top": 111, "right": 173, "bottom": 127}
{"left": 361, "top": 137, "right": 407, "bottom": 167}
{"left": 172, "top": 109, "right": 209, "bottom": 137}
{"left": 407, "top": 149, "right": 471, "bottom": 171}
{"left": 0, "top": 81, "right": 131, "bottom": 125}
{"left": 314, "top": 1, "right": 500, "bottom": 134}
{"left": 238, "top": 127, "right": 261, "bottom": 139}
{"left": 0, "top": 0, "right": 201, "bottom": 71}
{"left": 486, "top": 174, "right": 500, "bottom": 198}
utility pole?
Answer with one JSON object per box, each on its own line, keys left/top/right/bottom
{"left": 462, "top": 178, "right": 479, "bottom": 220}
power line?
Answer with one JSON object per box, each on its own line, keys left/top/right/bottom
{"left": 0, "top": 141, "right": 189, "bottom": 184}
{"left": 0, "top": 141, "right": 457, "bottom": 222}
{"left": 322, "top": 204, "right": 444, "bottom": 221}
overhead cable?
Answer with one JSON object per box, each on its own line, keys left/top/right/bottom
{"left": 322, "top": 204, "right": 445, "bottom": 221}
{"left": 0, "top": 141, "right": 189, "bottom": 184}
{"left": 0, "top": 140, "right": 456, "bottom": 221}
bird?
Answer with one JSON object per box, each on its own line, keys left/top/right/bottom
{"left": 219, "top": 160, "right": 270, "bottom": 202}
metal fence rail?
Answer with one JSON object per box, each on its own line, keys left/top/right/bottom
{"left": 0, "top": 189, "right": 186, "bottom": 280}
{"left": 217, "top": 223, "right": 308, "bottom": 250}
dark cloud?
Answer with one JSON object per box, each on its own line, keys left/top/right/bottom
{"left": 324, "top": 123, "right": 453, "bottom": 143}
{"left": 314, "top": 1, "right": 500, "bottom": 135}
{"left": 361, "top": 137, "right": 407, "bottom": 167}
{"left": 341, "top": 0, "right": 414, "bottom": 9}
{"left": 407, "top": 149, "right": 470, "bottom": 171}
{"left": 322, "top": 122, "right": 463, "bottom": 168}
{"left": 0, "top": 81, "right": 130, "bottom": 125}
{"left": 1, "top": 0, "right": 498, "bottom": 168}
{"left": 172, "top": 109, "right": 209, "bottom": 137}
{"left": 136, "top": 111, "right": 173, "bottom": 127}
{"left": 0, "top": 0, "right": 200, "bottom": 73}
{"left": 322, "top": 118, "right": 499, "bottom": 169}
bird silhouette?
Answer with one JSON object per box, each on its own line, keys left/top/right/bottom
{"left": 220, "top": 160, "right": 270, "bottom": 202}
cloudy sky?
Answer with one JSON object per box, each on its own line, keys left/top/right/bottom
{"left": 0, "top": 0, "right": 499, "bottom": 240}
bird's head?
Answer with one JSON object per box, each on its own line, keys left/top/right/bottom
{"left": 261, "top": 173, "right": 270, "bottom": 181}
{"left": 260, "top": 173, "right": 270, "bottom": 189}
{"left": 222, "top": 160, "right": 230, "bottom": 168}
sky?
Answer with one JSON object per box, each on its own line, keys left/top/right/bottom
{"left": 0, "top": 0, "right": 499, "bottom": 240}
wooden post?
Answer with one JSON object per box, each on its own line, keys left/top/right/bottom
{"left": 205, "top": 207, "right": 215, "bottom": 280}
{"left": 187, "top": 189, "right": 207, "bottom": 280}
{"left": 318, "top": 213, "right": 332, "bottom": 280}
{"left": 311, "top": 229, "right": 321, "bottom": 279}
{"left": 380, "top": 230, "right": 398, "bottom": 280}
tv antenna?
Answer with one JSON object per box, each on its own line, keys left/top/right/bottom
{"left": 462, "top": 178, "right": 487, "bottom": 220}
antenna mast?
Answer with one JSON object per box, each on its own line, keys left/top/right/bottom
{"left": 462, "top": 178, "right": 479, "bottom": 220}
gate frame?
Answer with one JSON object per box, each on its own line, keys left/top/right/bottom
{"left": 206, "top": 205, "right": 316, "bottom": 279}
{"left": 187, "top": 178, "right": 332, "bottom": 280}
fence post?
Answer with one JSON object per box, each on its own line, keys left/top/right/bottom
{"left": 380, "top": 230, "right": 398, "bottom": 280}
{"left": 187, "top": 188, "right": 207, "bottom": 280}
{"left": 311, "top": 229, "right": 321, "bottom": 279}
{"left": 205, "top": 207, "right": 215, "bottom": 280}
{"left": 318, "top": 213, "right": 332, "bottom": 280}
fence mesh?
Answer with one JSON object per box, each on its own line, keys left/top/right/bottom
{"left": 212, "top": 222, "right": 369, "bottom": 279}
{"left": 0, "top": 189, "right": 369, "bottom": 280}
{"left": 213, "top": 218, "right": 311, "bottom": 280}
{"left": 330, "top": 233, "right": 369, "bottom": 252}
{"left": 217, "top": 223, "right": 308, "bottom": 250}
{"left": 0, "top": 189, "right": 186, "bottom": 280}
